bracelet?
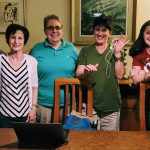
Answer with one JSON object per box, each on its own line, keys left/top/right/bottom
{"left": 114, "top": 52, "right": 123, "bottom": 62}
{"left": 115, "top": 57, "right": 121, "bottom": 62}
{"left": 32, "top": 104, "right": 37, "bottom": 109}
{"left": 114, "top": 52, "right": 121, "bottom": 58}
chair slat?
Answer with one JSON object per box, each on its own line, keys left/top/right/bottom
{"left": 64, "top": 85, "right": 69, "bottom": 118}
{"left": 71, "top": 85, "right": 76, "bottom": 110}
{"left": 53, "top": 78, "right": 93, "bottom": 123}
{"left": 78, "top": 85, "right": 82, "bottom": 113}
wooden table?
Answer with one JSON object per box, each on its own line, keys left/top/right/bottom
{"left": 1, "top": 128, "right": 150, "bottom": 150}
{"left": 58, "top": 130, "right": 150, "bottom": 150}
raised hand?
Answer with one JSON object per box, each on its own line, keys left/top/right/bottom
{"left": 112, "top": 35, "right": 129, "bottom": 54}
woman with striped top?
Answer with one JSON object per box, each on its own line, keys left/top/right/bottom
{"left": 0, "top": 24, "right": 38, "bottom": 127}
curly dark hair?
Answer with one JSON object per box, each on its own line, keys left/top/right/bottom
{"left": 93, "top": 14, "right": 114, "bottom": 31}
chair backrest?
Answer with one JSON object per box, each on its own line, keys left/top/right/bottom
{"left": 53, "top": 78, "right": 93, "bottom": 123}
{"left": 139, "top": 82, "right": 150, "bottom": 131}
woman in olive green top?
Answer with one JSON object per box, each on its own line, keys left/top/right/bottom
{"left": 76, "top": 14, "right": 128, "bottom": 131}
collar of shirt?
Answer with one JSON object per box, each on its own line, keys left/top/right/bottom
{"left": 43, "top": 38, "right": 67, "bottom": 50}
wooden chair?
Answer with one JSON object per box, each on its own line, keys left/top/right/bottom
{"left": 53, "top": 78, "right": 93, "bottom": 123}
{"left": 139, "top": 82, "right": 150, "bottom": 131}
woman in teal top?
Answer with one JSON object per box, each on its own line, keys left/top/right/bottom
{"left": 30, "top": 14, "right": 78, "bottom": 123}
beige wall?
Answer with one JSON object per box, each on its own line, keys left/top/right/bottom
{"left": 0, "top": 0, "right": 150, "bottom": 57}
{"left": 136, "top": 0, "right": 150, "bottom": 39}
{"left": 0, "top": 0, "right": 71, "bottom": 53}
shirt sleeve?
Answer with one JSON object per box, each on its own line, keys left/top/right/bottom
{"left": 72, "top": 44, "right": 79, "bottom": 62}
{"left": 30, "top": 57, "right": 38, "bottom": 87}
{"left": 77, "top": 48, "right": 87, "bottom": 65}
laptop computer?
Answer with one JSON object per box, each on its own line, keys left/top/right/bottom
{"left": 12, "top": 122, "right": 69, "bottom": 149}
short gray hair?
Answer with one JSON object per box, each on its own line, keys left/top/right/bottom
{"left": 43, "top": 14, "right": 63, "bottom": 29}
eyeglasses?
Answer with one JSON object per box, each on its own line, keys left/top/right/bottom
{"left": 46, "top": 25, "right": 62, "bottom": 31}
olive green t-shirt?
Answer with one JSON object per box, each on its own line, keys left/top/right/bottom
{"left": 77, "top": 44, "right": 121, "bottom": 113}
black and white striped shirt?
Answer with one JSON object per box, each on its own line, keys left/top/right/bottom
{"left": 0, "top": 55, "right": 30, "bottom": 117}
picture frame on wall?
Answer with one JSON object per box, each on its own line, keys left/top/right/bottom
{"left": 71, "top": 0, "right": 137, "bottom": 46}
{"left": 0, "top": 0, "right": 25, "bottom": 33}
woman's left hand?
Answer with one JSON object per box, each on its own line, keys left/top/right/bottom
{"left": 26, "top": 107, "right": 37, "bottom": 123}
{"left": 113, "top": 35, "right": 129, "bottom": 54}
